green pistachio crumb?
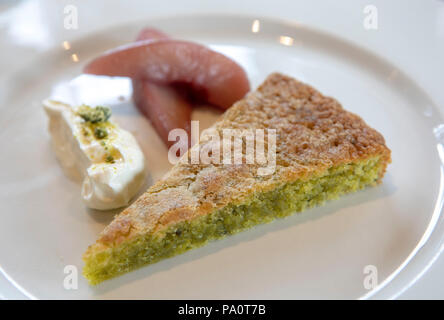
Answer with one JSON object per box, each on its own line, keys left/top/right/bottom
{"left": 105, "top": 155, "right": 115, "bottom": 163}
{"left": 77, "top": 105, "right": 112, "bottom": 123}
{"left": 94, "top": 127, "right": 108, "bottom": 139}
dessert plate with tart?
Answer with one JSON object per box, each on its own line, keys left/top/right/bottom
{"left": 0, "top": 7, "right": 443, "bottom": 299}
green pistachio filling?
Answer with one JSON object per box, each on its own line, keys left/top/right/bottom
{"left": 83, "top": 157, "right": 382, "bottom": 285}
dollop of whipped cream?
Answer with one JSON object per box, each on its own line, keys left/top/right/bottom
{"left": 43, "top": 100, "right": 146, "bottom": 210}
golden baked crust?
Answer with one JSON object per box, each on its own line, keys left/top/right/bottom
{"left": 85, "top": 72, "right": 391, "bottom": 254}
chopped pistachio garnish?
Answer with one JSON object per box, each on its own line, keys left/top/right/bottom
{"left": 75, "top": 104, "right": 119, "bottom": 163}
{"left": 105, "top": 155, "right": 115, "bottom": 163}
{"left": 94, "top": 127, "right": 108, "bottom": 139}
{"left": 77, "top": 105, "right": 112, "bottom": 123}
{"left": 82, "top": 128, "right": 90, "bottom": 137}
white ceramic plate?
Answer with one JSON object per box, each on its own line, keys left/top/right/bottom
{"left": 1, "top": 13, "right": 443, "bottom": 299}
